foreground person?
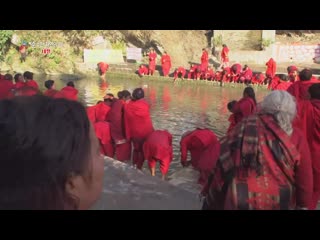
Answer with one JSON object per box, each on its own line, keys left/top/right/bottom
{"left": 233, "top": 86, "right": 257, "bottom": 125}
{"left": 44, "top": 80, "right": 59, "bottom": 97}
{"left": 55, "top": 81, "right": 79, "bottom": 101}
{"left": 180, "top": 128, "right": 220, "bottom": 186}
{"left": 107, "top": 91, "right": 132, "bottom": 162}
{"left": 124, "top": 88, "right": 154, "bottom": 169}
{"left": 299, "top": 83, "right": 320, "bottom": 209}
{"left": 143, "top": 130, "right": 173, "bottom": 180}
{"left": 202, "top": 91, "right": 313, "bottom": 210}
{"left": 0, "top": 96, "right": 104, "bottom": 210}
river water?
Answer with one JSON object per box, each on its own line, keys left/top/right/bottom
{"left": 35, "top": 74, "right": 269, "bottom": 176}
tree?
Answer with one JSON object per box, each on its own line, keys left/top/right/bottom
{"left": 0, "top": 30, "right": 14, "bottom": 62}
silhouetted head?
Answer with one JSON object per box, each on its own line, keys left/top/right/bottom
{"left": 278, "top": 74, "right": 288, "bottom": 81}
{"left": 227, "top": 100, "right": 237, "bottom": 113}
{"left": 309, "top": 83, "right": 320, "bottom": 100}
{"left": 0, "top": 96, "right": 104, "bottom": 209}
{"left": 299, "top": 68, "right": 313, "bottom": 81}
{"left": 105, "top": 93, "right": 114, "bottom": 99}
{"left": 117, "top": 91, "right": 124, "bottom": 99}
{"left": 14, "top": 73, "right": 24, "bottom": 83}
{"left": 23, "top": 71, "right": 33, "bottom": 81}
{"left": 287, "top": 65, "right": 298, "bottom": 74}
{"left": 243, "top": 86, "right": 256, "bottom": 104}
{"left": 4, "top": 74, "right": 13, "bottom": 81}
{"left": 44, "top": 80, "right": 55, "bottom": 90}
{"left": 96, "top": 100, "right": 103, "bottom": 104}
{"left": 132, "top": 88, "right": 144, "bottom": 101}
{"left": 67, "top": 81, "right": 75, "bottom": 88}
{"left": 243, "top": 65, "right": 248, "bottom": 70}
{"left": 222, "top": 44, "right": 227, "bottom": 48}
{"left": 122, "top": 90, "right": 131, "bottom": 100}
{"left": 231, "top": 64, "right": 238, "bottom": 73}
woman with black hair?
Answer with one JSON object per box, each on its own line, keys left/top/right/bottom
{"left": 233, "top": 86, "right": 257, "bottom": 125}
{"left": 0, "top": 96, "right": 104, "bottom": 209}
{"left": 124, "top": 88, "right": 154, "bottom": 169}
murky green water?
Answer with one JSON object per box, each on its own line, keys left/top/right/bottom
{"left": 35, "top": 74, "right": 269, "bottom": 175}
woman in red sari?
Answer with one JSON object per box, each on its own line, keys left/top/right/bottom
{"left": 298, "top": 83, "right": 320, "bottom": 209}
{"left": 233, "top": 87, "right": 257, "bottom": 125}
{"left": 202, "top": 90, "right": 313, "bottom": 210}
{"left": 124, "top": 88, "right": 154, "bottom": 169}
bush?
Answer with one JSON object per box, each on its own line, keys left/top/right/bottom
{"left": 0, "top": 30, "right": 14, "bottom": 62}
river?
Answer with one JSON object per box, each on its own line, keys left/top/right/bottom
{"left": 35, "top": 74, "right": 270, "bottom": 176}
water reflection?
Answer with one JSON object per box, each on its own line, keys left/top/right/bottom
{"left": 35, "top": 74, "right": 269, "bottom": 175}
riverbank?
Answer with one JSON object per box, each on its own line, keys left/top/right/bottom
{"left": 91, "top": 157, "right": 202, "bottom": 210}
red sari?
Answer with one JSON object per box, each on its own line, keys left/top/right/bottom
{"left": 200, "top": 50, "right": 209, "bottom": 71}
{"left": 143, "top": 130, "right": 173, "bottom": 175}
{"left": 180, "top": 129, "right": 220, "bottom": 186}
{"left": 298, "top": 99, "right": 320, "bottom": 209}
{"left": 44, "top": 89, "right": 59, "bottom": 98}
{"left": 107, "top": 99, "right": 132, "bottom": 162}
{"left": 55, "top": 86, "right": 78, "bottom": 101}
{"left": 0, "top": 80, "right": 14, "bottom": 100}
{"left": 161, "top": 54, "right": 171, "bottom": 77}
{"left": 124, "top": 99, "right": 154, "bottom": 169}
{"left": 202, "top": 114, "right": 312, "bottom": 210}
{"left": 233, "top": 97, "right": 256, "bottom": 125}
{"left": 273, "top": 81, "right": 292, "bottom": 91}
{"left": 25, "top": 80, "right": 39, "bottom": 90}
{"left": 265, "top": 58, "right": 277, "bottom": 78}
{"left": 148, "top": 52, "right": 157, "bottom": 75}
{"left": 94, "top": 121, "right": 114, "bottom": 157}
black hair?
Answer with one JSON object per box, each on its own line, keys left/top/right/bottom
{"left": 96, "top": 100, "right": 103, "bottom": 104}
{"left": 44, "top": 80, "right": 55, "bottom": 89}
{"left": 0, "top": 96, "right": 91, "bottom": 209}
{"left": 231, "top": 65, "right": 238, "bottom": 73}
{"left": 309, "top": 83, "right": 320, "bottom": 100}
{"left": 227, "top": 100, "right": 237, "bottom": 112}
{"left": 132, "top": 88, "right": 144, "bottom": 101}
{"left": 122, "top": 90, "right": 131, "bottom": 99}
{"left": 243, "top": 86, "right": 257, "bottom": 105}
{"left": 299, "top": 68, "right": 313, "bottom": 81}
{"left": 4, "top": 74, "right": 13, "bottom": 81}
{"left": 117, "top": 91, "right": 124, "bottom": 99}
{"left": 278, "top": 74, "right": 288, "bottom": 81}
{"left": 67, "top": 81, "right": 75, "bottom": 87}
{"left": 23, "top": 71, "right": 33, "bottom": 80}
{"left": 14, "top": 73, "right": 23, "bottom": 83}
{"left": 222, "top": 44, "right": 227, "bottom": 47}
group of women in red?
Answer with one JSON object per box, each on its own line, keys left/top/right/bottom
{"left": 0, "top": 71, "right": 79, "bottom": 101}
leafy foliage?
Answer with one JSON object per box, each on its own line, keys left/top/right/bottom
{"left": 0, "top": 30, "right": 14, "bottom": 62}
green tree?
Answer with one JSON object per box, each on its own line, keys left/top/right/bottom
{"left": 0, "top": 30, "right": 14, "bottom": 62}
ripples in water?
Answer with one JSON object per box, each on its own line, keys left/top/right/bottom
{"left": 35, "top": 74, "right": 269, "bottom": 176}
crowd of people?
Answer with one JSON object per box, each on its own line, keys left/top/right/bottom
{"left": 1, "top": 46, "right": 320, "bottom": 210}
{"left": 0, "top": 71, "right": 79, "bottom": 100}
{"left": 126, "top": 46, "right": 320, "bottom": 90}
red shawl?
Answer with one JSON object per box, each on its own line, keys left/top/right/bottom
{"left": 202, "top": 114, "right": 300, "bottom": 210}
